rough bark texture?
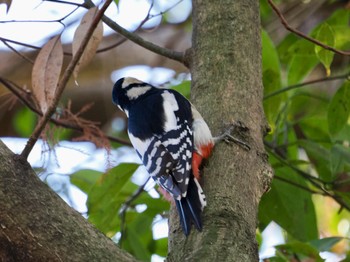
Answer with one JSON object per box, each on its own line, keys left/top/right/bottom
{"left": 0, "top": 140, "right": 137, "bottom": 262}
{"left": 167, "top": 1, "right": 272, "bottom": 261}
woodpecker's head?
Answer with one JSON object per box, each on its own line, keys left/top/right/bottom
{"left": 112, "top": 77, "right": 153, "bottom": 111}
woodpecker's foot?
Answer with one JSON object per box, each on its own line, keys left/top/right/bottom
{"left": 214, "top": 121, "right": 250, "bottom": 151}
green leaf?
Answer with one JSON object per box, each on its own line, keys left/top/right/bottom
{"left": 87, "top": 163, "right": 139, "bottom": 236}
{"left": 171, "top": 80, "right": 191, "bottom": 99}
{"left": 260, "top": 0, "right": 273, "bottom": 22}
{"left": 325, "top": 9, "right": 350, "bottom": 26}
{"left": 121, "top": 191, "right": 169, "bottom": 260}
{"left": 262, "top": 29, "right": 282, "bottom": 128}
{"left": 342, "top": 255, "right": 350, "bottom": 262}
{"left": 327, "top": 81, "right": 350, "bottom": 139}
{"left": 47, "top": 123, "right": 72, "bottom": 141}
{"left": 123, "top": 213, "right": 153, "bottom": 261}
{"left": 13, "top": 107, "right": 36, "bottom": 137}
{"left": 298, "top": 116, "right": 330, "bottom": 143}
{"left": 330, "top": 145, "right": 346, "bottom": 177}
{"left": 330, "top": 144, "right": 350, "bottom": 177}
{"left": 270, "top": 250, "right": 291, "bottom": 262}
{"left": 275, "top": 241, "right": 323, "bottom": 261}
{"left": 277, "top": 34, "right": 299, "bottom": 64}
{"left": 259, "top": 163, "right": 318, "bottom": 241}
{"left": 70, "top": 169, "right": 102, "bottom": 194}
{"left": 153, "top": 237, "right": 168, "bottom": 257}
{"left": 298, "top": 140, "right": 332, "bottom": 182}
{"left": 333, "top": 26, "right": 350, "bottom": 50}
{"left": 289, "top": 92, "right": 328, "bottom": 122}
{"left": 314, "top": 23, "right": 335, "bottom": 76}
{"left": 262, "top": 29, "right": 281, "bottom": 79}
{"left": 324, "top": 9, "right": 350, "bottom": 50}
{"left": 256, "top": 230, "right": 263, "bottom": 247}
{"left": 309, "top": 237, "right": 344, "bottom": 252}
{"left": 287, "top": 40, "right": 319, "bottom": 85}
{"left": 134, "top": 194, "right": 170, "bottom": 219}
{"left": 282, "top": 9, "right": 349, "bottom": 85}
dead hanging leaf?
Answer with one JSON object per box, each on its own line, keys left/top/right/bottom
{"left": 72, "top": 7, "right": 104, "bottom": 80}
{"left": 32, "top": 35, "right": 63, "bottom": 113}
{"left": 0, "top": 0, "right": 12, "bottom": 13}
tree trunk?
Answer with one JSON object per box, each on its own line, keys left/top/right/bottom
{"left": 0, "top": 140, "right": 137, "bottom": 262}
{"left": 168, "top": 1, "right": 272, "bottom": 261}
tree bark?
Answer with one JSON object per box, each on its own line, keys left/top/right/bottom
{"left": 168, "top": 1, "right": 272, "bottom": 261}
{"left": 0, "top": 140, "right": 137, "bottom": 262}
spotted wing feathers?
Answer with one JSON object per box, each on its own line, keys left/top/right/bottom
{"left": 141, "top": 122, "right": 193, "bottom": 199}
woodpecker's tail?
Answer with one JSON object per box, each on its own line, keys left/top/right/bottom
{"left": 175, "top": 177, "right": 207, "bottom": 236}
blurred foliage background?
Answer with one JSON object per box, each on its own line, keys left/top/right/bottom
{"left": 1, "top": 0, "right": 350, "bottom": 261}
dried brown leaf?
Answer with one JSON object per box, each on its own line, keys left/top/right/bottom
{"left": 72, "top": 7, "right": 104, "bottom": 80}
{"left": 0, "top": 0, "right": 12, "bottom": 13}
{"left": 32, "top": 35, "right": 63, "bottom": 113}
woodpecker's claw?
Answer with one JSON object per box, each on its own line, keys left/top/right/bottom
{"left": 214, "top": 121, "right": 250, "bottom": 151}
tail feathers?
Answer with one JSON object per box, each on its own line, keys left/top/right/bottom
{"left": 175, "top": 200, "right": 191, "bottom": 236}
{"left": 175, "top": 177, "right": 206, "bottom": 236}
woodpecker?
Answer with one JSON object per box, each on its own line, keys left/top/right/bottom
{"left": 112, "top": 77, "right": 214, "bottom": 236}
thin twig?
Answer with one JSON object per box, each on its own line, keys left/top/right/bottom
{"left": 0, "top": 77, "right": 131, "bottom": 146}
{"left": 119, "top": 178, "right": 150, "bottom": 216}
{"left": 0, "top": 37, "right": 41, "bottom": 50}
{"left": 148, "top": 0, "right": 183, "bottom": 20}
{"left": 0, "top": 0, "right": 185, "bottom": 58}
{"left": 1, "top": 36, "right": 72, "bottom": 57}
{"left": 43, "top": 0, "right": 84, "bottom": 7}
{"left": 95, "top": 38, "right": 127, "bottom": 53}
{"left": 265, "top": 144, "right": 327, "bottom": 184}
{"left": 95, "top": 1, "right": 155, "bottom": 54}
{"left": 1, "top": 40, "right": 35, "bottom": 64}
{"left": 274, "top": 175, "right": 322, "bottom": 195}
{"left": 83, "top": 0, "right": 186, "bottom": 64}
{"left": 118, "top": 178, "right": 150, "bottom": 246}
{"left": 0, "top": 19, "right": 65, "bottom": 24}
{"left": 267, "top": 0, "right": 350, "bottom": 56}
{"left": 264, "top": 73, "right": 350, "bottom": 100}
{"left": 0, "top": 3, "right": 79, "bottom": 27}
{"left": 266, "top": 146, "right": 350, "bottom": 212}
{"left": 0, "top": 78, "right": 37, "bottom": 111}
{"left": 20, "top": 0, "right": 114, "bottom": 159}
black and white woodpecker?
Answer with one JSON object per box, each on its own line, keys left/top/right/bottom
{"left": 112, "top": 77, "right": 215, "bottom": 236}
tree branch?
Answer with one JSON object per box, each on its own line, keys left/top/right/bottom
{"left": 266, "top": 145, "right": 350, "bottom": 212}
{"left": 0, "top": 77, "right": 131, "bottom": 146}
{"left": 83, "top": 0, "right": 186, "bottom": 64}
{"left": 268, "top": 0, "right": 350, "bottom": 56}
{"left": 43, "top": 0, "right": 84, "bottom": 7}
{"left": 0, "top": 39, "right": 34, "bottom": 64}
{"left": 0, "top": 1, "right": 175, "bottom": 57}
{"left": 274, "top": 175, "right": 322, "bottom": 195}
{"left": 118, "top": 178, "right": 150, "bottom": 245}
{"left": 264, "top": 72, "right": 350, "bottom": 100}
{"left": 0, "top": 140, "right": 138, "bottom": 261}
{"left": 20, "top": 0, "right": 113, "bottom": 159}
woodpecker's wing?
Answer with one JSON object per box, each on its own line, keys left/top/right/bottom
{"left": 143, "top": 122, "right": 193, "bottom": 199}
{"left": 128, "top": 122, "right": 193, "bottom": 199}
{"left": 127, "top": 89, "right": 194, "bottom": 199}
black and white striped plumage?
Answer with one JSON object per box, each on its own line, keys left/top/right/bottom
{"left": 112, "top": 77, "right": 213, "bottom": 236}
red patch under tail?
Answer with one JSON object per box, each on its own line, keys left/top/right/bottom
{"left": 192, "top": 143, "right": 214, "bottom": 180}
